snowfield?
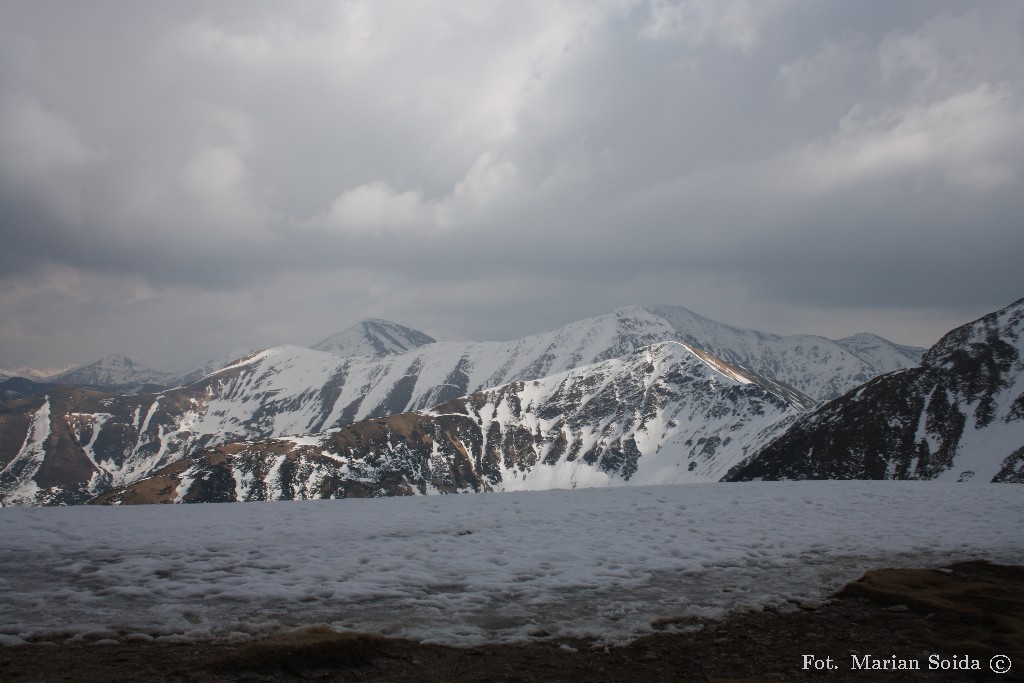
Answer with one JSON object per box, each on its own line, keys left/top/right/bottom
{"left": 1, "top": 482, "right": 1022, "bottom": 648}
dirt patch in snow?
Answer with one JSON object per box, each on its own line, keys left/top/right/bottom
{"left": 91, "top": 459, "right": 190, "bottom": 505}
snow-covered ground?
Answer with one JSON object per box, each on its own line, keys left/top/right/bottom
{"left": 1, "top": 482, "right": 1021, "bottom": 647}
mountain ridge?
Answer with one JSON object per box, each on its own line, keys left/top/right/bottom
{"left": 1, "top": 306, "right": 922, "bottom": 399}
{"left": 727, "top": 297, "right": 1024, "bottom": 483}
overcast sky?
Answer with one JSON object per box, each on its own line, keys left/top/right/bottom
{"left": 1, "top": 1, "right": 1022, "bottom": 371}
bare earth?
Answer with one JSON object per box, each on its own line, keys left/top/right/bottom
{"left": 2, "top": 560, "right": 1021, "bottom": 682}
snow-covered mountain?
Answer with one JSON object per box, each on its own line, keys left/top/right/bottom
{"left": 728, "top": 297, "right": 1024, "bottom": 483}
{"left": 0, "top": 304, "right": 922, "bottom": 505}
{"left": 49, "top": 355, "right": 180, "bottom": 395}
{"left": 94, "top": 342, "right": 811, "bottom": 504}
{"left": 8, "top": 351, "right": 260, "bottom": 396}
{"left": 298, "top": 304, "right": 920, "bottom": 417}
{"left": 0, "top": 365, "right": 76, "bottom": 383}
{"left": 0, "top": 365, "right": 77, "bottom": 397}
{"left": 642, "top": 306, "right": 923, "bottom": 400}
{"left": 833, "top": 333, "right": 925, "bottom": 372}
{"left": 312, "top": 318, "right": 436, "bottom": 358}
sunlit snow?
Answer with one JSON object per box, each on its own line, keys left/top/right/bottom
{"left": 0, "top": 482, "right": 1021, "bottom": 647}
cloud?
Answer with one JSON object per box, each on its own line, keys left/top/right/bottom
{"left": 309, "top": 181, "right": 430, "bottom": 236}
{"left": 789, "top": 84, "right": 1024, "bottom": 192}
{"left": 0, "top": 94, "right": 98, "bottom": 179}
{"left": 182, "top": 141, "right": 271, "bottom": 230}
{"left": 638, "top": 0, "right": 768, "bottom": 51}
{"left": 302, "top": 152, "right": 524, "bottom": 236}
{"left": 0, "top": 1, "right": 1022, "bottom": 369}
{"left": 0, "top": 93, "right": 101, "bottom": 222}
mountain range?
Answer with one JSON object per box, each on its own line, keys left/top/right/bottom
{"left": 0, "top": 319, "right": 437, "bottom": 396}
{"left": 1, "top": 306, "right": 921, "bottom": 400}
{"left": 93, "top": 341, "right": 813, "bottom": 504}
{"left": 10, "top": 299, "right": 1019, "bottom": 506}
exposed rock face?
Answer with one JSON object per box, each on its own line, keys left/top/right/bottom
{"left": 94, "top": 343, "right": 811, "bottom": 504}
{"left": 728, "top": 298, "right": 1024, "bottom": 483}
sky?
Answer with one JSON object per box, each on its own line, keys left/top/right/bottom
{"left": 1, "top": 1, "right": 1022, "bottom": 372}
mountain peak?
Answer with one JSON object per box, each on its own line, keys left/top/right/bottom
{"left": 838, "top": 332, "right": 886, "bottom": 344}
{"left": 921, "top": 297, "right": 1024, "bottom": 374}
{"left": 50, "top": 354, "right": 175, "bottom": 395}
{"left": 312, "top": 319, "right": 436, "bottom": 359}
{"left": 91, "top": 354, "right": 143, "bottom": 368}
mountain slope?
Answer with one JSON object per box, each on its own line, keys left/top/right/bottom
{"left": 728, "top": 297, "right": 1024, "bottom": 483}
{"left": 94, "top": 342, "right": 811, "bottom": 503}
{"left": 312, "top": 319, "right": 436, "bottom": 358}
{"left": 0, "top": 387, "right": 178, "bottom": 505}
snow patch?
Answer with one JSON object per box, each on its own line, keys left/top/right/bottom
{"left": 0, "top": 482, "right": 1019, "bottom": 646}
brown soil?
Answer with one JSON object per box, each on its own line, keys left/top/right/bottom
{"left": 1, "top": 560, "right": 1021, "bottom": 682}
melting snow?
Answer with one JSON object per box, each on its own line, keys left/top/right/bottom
{"left": 0, "top": 481, "right": 1021, "bottom": 646}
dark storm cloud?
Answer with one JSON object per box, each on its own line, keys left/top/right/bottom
{"left": 1, "top": 0, "right": 1022, "bottom": 369}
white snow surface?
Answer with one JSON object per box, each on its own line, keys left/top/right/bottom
{"left": 0, "top": 481, "right": 1020, "bottom": 647}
